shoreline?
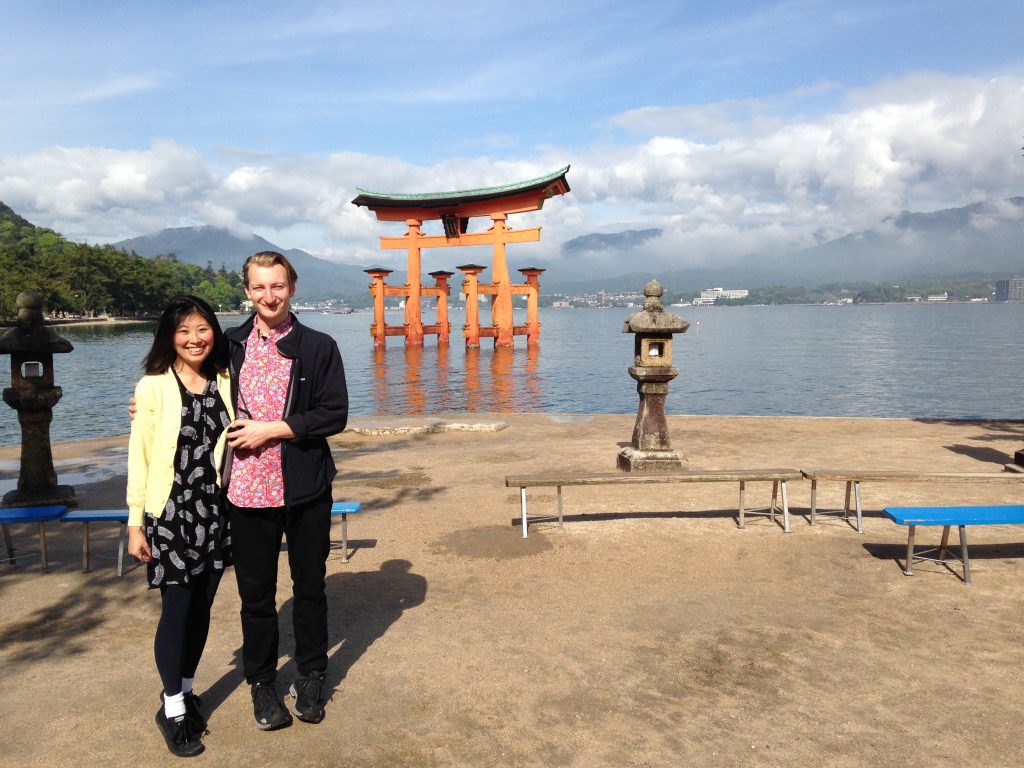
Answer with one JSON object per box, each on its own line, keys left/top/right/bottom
{"left": 2, "top": 412, "right": 1024, "bottom": 453}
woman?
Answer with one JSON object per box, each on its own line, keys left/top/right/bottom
{"left": 127, "top": 295, "right": 234, "bottom": 757}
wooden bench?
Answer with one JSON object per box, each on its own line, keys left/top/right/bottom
{"left": 504, "top": 469, "right": 802, "bottom": 537}
{"left": 801, "top": 470, "right": 1024, "bottom": 534}
{"left": 883, "top": 505, "right": 1024, "bottom": 585}
{"left": 0, "top": 506, "right": 68, "bottom": 571}
{"left": 60, "top": 509, "right": 129, "bottom": 576}
{"left": 330, "top": 501, "right": 362, "bottom": 563}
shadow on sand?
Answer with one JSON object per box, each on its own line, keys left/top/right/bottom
{"left": 200, "top": 559, "right": 427, "bottom": 723}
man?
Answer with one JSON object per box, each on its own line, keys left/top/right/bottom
{"left": 223, "top": 251, "right": 348, "bottom": 730}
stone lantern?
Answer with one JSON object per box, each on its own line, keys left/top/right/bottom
{"left": 617, "top": 280, "right": 689, "bottom": 472}
{"left": 0, "top": 292, "right": 76, "bottom": 506}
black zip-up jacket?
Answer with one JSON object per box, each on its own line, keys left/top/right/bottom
{"left": 224, "top": 312, "right": 348, "bottom": 508}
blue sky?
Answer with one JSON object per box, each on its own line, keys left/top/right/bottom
{"left": 2, "top": 0, "right": 1022, "bottom": 273}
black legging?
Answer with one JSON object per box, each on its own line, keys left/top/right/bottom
{"left": 154, "top": 569, "right": 223, "bottom": 696}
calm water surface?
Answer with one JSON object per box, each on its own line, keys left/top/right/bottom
{"left": 1, "top": 303, "right": 1021, "bottom": 446}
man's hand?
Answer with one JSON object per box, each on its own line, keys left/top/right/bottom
{"left": 128, "top": 395, "right": 137, "bottom": 422}
{"left": 226, "top": 419, "right": 295, "bottom": 451}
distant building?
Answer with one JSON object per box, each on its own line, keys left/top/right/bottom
{"left": 995, "top": 276, "right": 1024, "bottom": 302}
{"left": 552, "top": 300, "right": 571, "bottom": 308}
{"left": 926, "top": 292, "right": 948, "bottom": 302}
{"left": 700, "top": 287, "right": 749, "bottom": 301}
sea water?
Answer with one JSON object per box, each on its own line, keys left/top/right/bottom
{"left": 0, "top": 302, "right": 1021, "bottom": 447}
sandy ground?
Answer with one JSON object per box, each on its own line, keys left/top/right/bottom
{"left": 1, "top": 413, "right": 1023, "bottom": 768}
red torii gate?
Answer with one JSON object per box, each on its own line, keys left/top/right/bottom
{"left": 351, "top": 166, "right": 570, "bottom": 348}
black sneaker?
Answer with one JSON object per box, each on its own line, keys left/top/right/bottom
{"left": 160, "top": 692, "right": 207, "bottom": 733}
{"left": 184, "top": 692, "right": 207, "bottom": 732}
{"left": 289, "top": 671, "right": 327, "bottom": 724}
{"left": 251, "top": 680, "right": 292, "bottom": 731}
{"left": 155, "top": 707, "right": 204, "bottom": 757}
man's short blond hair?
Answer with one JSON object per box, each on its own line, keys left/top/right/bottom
{"left": 243, "top": 251, "right": 298, "bottom": 288}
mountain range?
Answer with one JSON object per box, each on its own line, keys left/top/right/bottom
{"left": 113, "top": 227, "right": 372, "bottom": 301}
{"left": 104, "top": 196, "right": 1024, "bottom": 297}
{"left": 554, "top": 198, "right": 1024, "bottom": 292}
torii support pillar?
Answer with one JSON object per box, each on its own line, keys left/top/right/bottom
{"left": 402, "top": 219, "right": 425, "bottom": 346}
{"left": 425, "top": 270, "right": 454, "bottom": 346}
{"left": 365, "top": 267, "right": 394, "bottom": 348}
{"left": 518, "top": 267, "right": 545, "bottom": 347}
{"left": 458, "top": 264, "right": 486, "bottom": 349}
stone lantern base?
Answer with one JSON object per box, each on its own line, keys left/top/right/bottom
{"left": 2, "top": 484, "right": 77, "bottom": 508}
{"left": 1007, "top": 449, "right": 1024, "bottom": 473}
{"left": 617, "top": 446, "right": 686, "bottom": 472}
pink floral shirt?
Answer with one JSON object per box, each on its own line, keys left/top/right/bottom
{"left": 227, "top": 316, "right": 294, "bottom": 508}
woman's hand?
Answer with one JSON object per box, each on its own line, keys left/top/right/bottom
{"left": 128, "top": 526, "right": 152, "bottom": 562}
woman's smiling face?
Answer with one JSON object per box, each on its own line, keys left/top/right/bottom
{"left": 174, "top": 312, "right": 214, "bottom": 371}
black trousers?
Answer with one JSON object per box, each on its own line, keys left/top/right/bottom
{"left": 228, "top": 493, "right": 332, "bottom": 683}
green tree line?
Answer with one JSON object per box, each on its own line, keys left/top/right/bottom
{"left": 0, "top": 204, "right": 246, "bottom": 320}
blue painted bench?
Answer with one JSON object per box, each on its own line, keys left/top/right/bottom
{"left": 61, "top": 509, "right": 130, "bottom": 576}
{"left": 330, "top": 501, "right": 362, "bottom": 563}
{"left": 0, "top": 506, "right": 68, "bottom": 571}
{"left": 883, "top": 505, "right": 1024, "bottom": 585}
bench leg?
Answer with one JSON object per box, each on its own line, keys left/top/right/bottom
{"left": 781, "top": 481, "right": 791, "bottom": 533}
{"left": 938, "top": 525, "right": 950, "bottom": 562}
{"left": 82, "top": 521, "right": 91, "bottom": 573}
{"left": 809, "top": 479, "right": 817, "bottom": 525}
{"left": 520, "top": 487, "right": 528, "bottom": 538}
{"left": 738, "top": 481, "right": 746, "bottom": 528}
{"left": 904, "top": 525, "right": 916, "bottom": 576}
{"left": 116, "top": 522, "right": 126, "bottom": 577}
{"left": 959, "top": 525, "right": 971, "bottom": 586}
{"left": 3, "top": 524, "right": 13, "bottom": 564}
{"left": 769, "top": 481, "right": 778, "bottom": 524}
{"left": 843, "top": 481, "right": 852, "bottom": 521}
{"left": 38, "top": 522, "right": 49, "bottom": 572}
{"left": 556, "top": 485, "right": 564, "bottom": 532}
{"left": 341, "top": 513, "right": 349, "bottom": 563}
{"left": 853, "top": 481, "right": 864, "bottom": 534}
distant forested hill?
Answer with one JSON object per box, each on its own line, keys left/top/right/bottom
{"left": 114, "top": 226, "right": 372, "bottom": 302}
{"left": 0, "top": 202, "right": 246, "bottom": 319}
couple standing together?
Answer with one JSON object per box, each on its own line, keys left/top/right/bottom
{"left": 126, "top": 251, "right": 348, "bottom": 757}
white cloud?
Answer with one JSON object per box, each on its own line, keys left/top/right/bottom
{"left": 1, "top": 73, "right": 1021, "bottom": 271}
{"left": 65, "top": 75, "right": 163, "bottom": 104}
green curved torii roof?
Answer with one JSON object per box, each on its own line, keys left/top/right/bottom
{"left": 351, "top": 165, "right": 570, "bottom": 209}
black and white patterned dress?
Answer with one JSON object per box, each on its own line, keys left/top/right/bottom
{"left": 144, "top": 372, "right": 233, "bottom": 588}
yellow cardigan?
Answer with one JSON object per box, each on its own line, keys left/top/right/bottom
{"left": 126, "top": 368, "right": 234, "bottom": 526}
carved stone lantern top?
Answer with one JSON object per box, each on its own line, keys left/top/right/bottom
{"left": 0, "top": 292, "right": 74, "bottom": 355}
{"left": 622, "top": 280, "right": 690, "bottom": 335}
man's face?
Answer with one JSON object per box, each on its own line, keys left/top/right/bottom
{"left": 245, "top": 263, "right": 295, "bottom": 330}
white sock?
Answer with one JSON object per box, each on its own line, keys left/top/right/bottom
{"left": 164, "top": 691, "right": 186, "bottom": 719}
{"left": 181, "top": 677, "right": 195, "bottom": 696}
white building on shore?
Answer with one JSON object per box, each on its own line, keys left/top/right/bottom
{"left": 693, "top": 287, "right": 749, "bottom": 306}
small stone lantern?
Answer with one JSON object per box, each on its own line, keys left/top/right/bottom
{"left": 617, "top": 280, "right": 689, "bottom": 472}
{"left": 0, "top": 292, "right": 76, "bottom": 506}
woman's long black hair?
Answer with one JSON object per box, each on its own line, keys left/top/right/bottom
{"left": 142, "top": 295, "right": 229, "bottom": 378}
